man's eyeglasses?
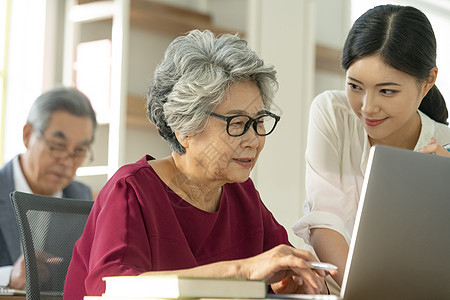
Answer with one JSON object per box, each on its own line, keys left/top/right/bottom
{"left": 35, "top": 128, "right": 93, "bottom": 164}
{"left": 210, "top": 111, "right": 281, "bottom": 137}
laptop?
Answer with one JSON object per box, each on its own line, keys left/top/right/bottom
{"left": 341, "top": 144, "right": 450, "bottom": 299}
{"left": 273, "top": 145, "right": 450, "bottom": 300}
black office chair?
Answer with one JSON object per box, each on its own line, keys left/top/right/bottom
{"left": 10, "top": 191, "right": 93, "bottom": 300}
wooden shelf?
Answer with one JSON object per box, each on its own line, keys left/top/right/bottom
{"left": 315, "top": 44, "right": 343, "bottom": 75}
{"left": 126, "top": 94, "right": 156, "bottom": 129}
{"left": 78, "top": 0, "right": 242, "bottom": 36}
{"left": 94, "top": 94, "right": 155, "bottom": 129}
{"left": 130, "top": 0, "right": 239, "bottom": 36}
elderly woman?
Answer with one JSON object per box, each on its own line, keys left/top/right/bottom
{"left": 63, "top": 30, "right": 335, "bottom": 299}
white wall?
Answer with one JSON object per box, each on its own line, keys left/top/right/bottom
{"left": 3, "top": 0, "right": 48, "bottom": 162}
{"left": 248, "top": 0, "right": 350, "bottom": 246}
{"left": 247, "top": 0, "right": 315, "bottom": 247}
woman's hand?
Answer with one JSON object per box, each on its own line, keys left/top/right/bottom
{"left": 418, "top": 138, "right": 450, "bottom": 157}
{"left": 240, "top": 244, "right": 337, "bottom": 295}
{"left": 270, "top": 275, "right": 331, "bottom": 295}
{"left": 141, "top": 244, "right": 337, "bottom": 295}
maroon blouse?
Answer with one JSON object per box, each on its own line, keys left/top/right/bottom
{"left": 64, "top": 155, "right": 289, "bottom": 299}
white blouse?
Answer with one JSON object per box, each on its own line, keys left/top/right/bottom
{"left": 292, "top": 90, "right": 450, "bottom": 245}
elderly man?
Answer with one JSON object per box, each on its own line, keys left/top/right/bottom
{"left": 0, "top": 87, "right": 97, "bottom": 289}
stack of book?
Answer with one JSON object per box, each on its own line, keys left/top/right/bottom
{"left": 84, "top": 275, "right": 268, "bottom": 300}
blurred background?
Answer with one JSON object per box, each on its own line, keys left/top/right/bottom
{"left": 1, "top": 0, "right": 449, "bottom": 246}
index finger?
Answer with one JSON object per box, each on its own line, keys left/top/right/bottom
{"left": 418, "top": 143, "right": 439, "bottom": 154}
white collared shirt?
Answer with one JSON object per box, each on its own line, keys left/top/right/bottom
{"left": 292, "top": 90, "right": 450, "bottom": 245}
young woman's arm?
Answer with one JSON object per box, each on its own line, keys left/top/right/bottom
{"left": 310, "top": 228, "right": 348, "bottom": 287}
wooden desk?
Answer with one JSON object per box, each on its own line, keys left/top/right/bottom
{"left": 1, "top": 293, "right": 63, "bottom": 300}
{"left": 0, "top": 295, "right": 61, "bottom": 300}
{"left": 0, "top": 296, "right": 25, "bottom": 300}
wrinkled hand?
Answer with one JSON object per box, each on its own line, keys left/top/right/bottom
{"left": 271, "top": 275, "right": 328, "bottom": 295}
{"left": 9, "top": 255, "right": 25, "bottom": 289}
{"left": 418, "top": 138, "right": 450, "bottom": 157}
{"left": 240, "top": 244, "right": 337, "bottom": 295}
{"left": 9, "top": 252, "right": 63, "bottom": 289}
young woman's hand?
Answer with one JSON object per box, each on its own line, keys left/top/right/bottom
{"left": 418, "top": 138, "right": 450, "bottom": 157}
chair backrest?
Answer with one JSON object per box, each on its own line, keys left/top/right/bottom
{"left": 10, "top": 191, "right": 93, "bottom": 300}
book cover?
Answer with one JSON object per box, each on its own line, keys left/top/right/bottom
{"left": 102, "top": 275, "right": 268, "bottom": 299}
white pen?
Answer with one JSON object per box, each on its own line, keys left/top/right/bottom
{"left": 308, "top": 261, "right": 338, "bottom": 271}
{"left": 45, "top": 257, "right": 64, "bottom": 264}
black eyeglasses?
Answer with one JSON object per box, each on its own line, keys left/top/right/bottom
{"left": 210, "top": 111, "right": 281, "bottom": 137}
{"left": 35, "top": 128, "right": 93, "bottom": 164}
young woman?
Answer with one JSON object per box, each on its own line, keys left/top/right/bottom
{"left": 293, "top": 4, "right": 450, "bottom": 289}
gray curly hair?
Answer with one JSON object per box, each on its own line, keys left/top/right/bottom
{"left": 147, "top": 29, "right": 278, "bottom": 154}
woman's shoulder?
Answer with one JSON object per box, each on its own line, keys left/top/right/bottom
{"left": 419, "top": 111, "right": 450, "bottom": 143}
{"left": 313, "top": 90, "right": 347, "bottom": 104}
{"left": 310, "top": 90, "right": 351, "bottom": 115}
{"left": 95, "top": 155, "right": 164, "bottom": 205}
{"left": 114, "top": 155, "right": 154, "bottom": 175}
{"left": 309, "top": 90, "right": 360, "bottom": 128}
{"left": 433, "top": 120, "right": 450, "bottom": 141}
{"left": 104, "top": 155, "right": 159, "bottom": 188}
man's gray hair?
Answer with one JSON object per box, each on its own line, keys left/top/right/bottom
{"left": 27, "top": 87, "right": 97, "bottom": 142}
{"left": 147, "top": 29, "right": 278, "bottom": 154}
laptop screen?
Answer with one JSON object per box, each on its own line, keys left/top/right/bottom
{"left": 341, "top": 145, "right": 450, "bottom": 300}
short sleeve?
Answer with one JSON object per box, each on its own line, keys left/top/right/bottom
{"left": 84, "top": 173, "right": 152, "bottom": 294}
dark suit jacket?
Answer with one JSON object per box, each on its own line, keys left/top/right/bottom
{"left": 0, "top": 157, "right": 93, "bottom": 268}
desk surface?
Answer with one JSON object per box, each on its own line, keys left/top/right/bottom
{"left": 0, "top": 296, "right": 60, "bottom": 300}
{"left": 0, "top": 296, "right": 25, "bottom": 300}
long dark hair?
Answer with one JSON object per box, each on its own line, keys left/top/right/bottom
{"left": 341, "top": 4, "right": 448, "bottom": 125}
